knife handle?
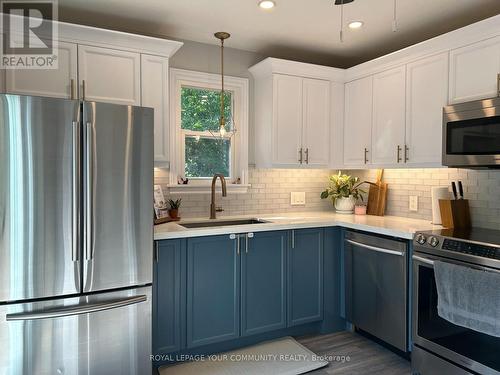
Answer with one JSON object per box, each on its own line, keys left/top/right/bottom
{"left": 451, "top": 182, "right": 458, "bottom": 200}
{"left": 458, "top": 181, "right": 464, "bottom": 199}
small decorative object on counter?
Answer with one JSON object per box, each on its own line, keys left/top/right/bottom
{"left": 354, "top": 204, "right": 367, "bottom": 215}
{"left": 366, "top": 169, "right": 388, "bottom": 216}
{"left": 167, "top": 198, "right": 182, "bottom": 220}
{"left": 178, "top": 176, "right": 189, "bottom": 185}
{"left": 320, "top": 171, "right": 366, "bottom": 214}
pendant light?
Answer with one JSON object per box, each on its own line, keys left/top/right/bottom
{"left": 339, "top": 0, "right": 344, "bottom": 43}
{"left": 392, "top": 0, "right": 398, "bottom": 32}
{"left": 210, "top": 32, "right": 237, "bottom": 140}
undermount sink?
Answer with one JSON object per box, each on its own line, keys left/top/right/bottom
{"left": 180, "top": 218, "right": 269, "bottom": 229}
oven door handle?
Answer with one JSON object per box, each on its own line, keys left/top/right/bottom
{"left": 413, "top": 255, "right": 434, "bottom": 266}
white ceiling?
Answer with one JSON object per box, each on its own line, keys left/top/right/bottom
{"left": 59, "top": 0, "right": 500, "bottom": 67}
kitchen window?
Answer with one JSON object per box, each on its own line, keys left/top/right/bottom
{"left": 169, "top": 69, "right": 249, "bottom": 193}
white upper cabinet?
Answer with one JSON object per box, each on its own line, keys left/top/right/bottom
{"left": 141, "top": 54, "right": 169, "bottom": 166}
{"left": 250, "top": 58, "right": 342, "bottom": 169}
{"left": 449, "top": 36, "right": 500, "bottom": 104}
{"left": 344, "top": 76, "right": 372, "bottom": 167}
{"left": 78, "top": 44, "right": 141, "bottom": 105}
{"left": 5, "top": 41, "right": 77, "bottom": 99}
{"left": 302, "top": 78, "right": 331, "bottom": 167}
{"left": 371, "top": 66, "right": 406, "bottom": 165}
{"left": 406, "top": 53, "right": 449, "bottom": 166}
{"left": 272, "top": 74, "right": 303, "bottom": 166}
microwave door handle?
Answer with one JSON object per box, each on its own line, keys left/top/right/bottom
{"left": 5, "top": 295, "right": 147, "bottom": 321}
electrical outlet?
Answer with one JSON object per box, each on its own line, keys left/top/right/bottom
{"left": 291, "top": 192, "right": 306, "bottom": 206}
{"left": 409, "top": 196, "right": 418, "bottom": 212}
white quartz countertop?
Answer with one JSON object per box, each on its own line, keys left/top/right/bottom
{"left": 154, "top": 211, "right": 441, "bottom": 241}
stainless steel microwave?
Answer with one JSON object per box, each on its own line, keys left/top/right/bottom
{"left": 443, "top": 97, "right": 500, "bottom": 168}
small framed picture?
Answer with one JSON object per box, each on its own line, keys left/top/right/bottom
{"left": 153, "top": 185, "right": 169, "bottom": 219}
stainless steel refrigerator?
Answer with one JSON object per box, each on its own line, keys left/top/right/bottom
{"left": 0, "top": 94, "right": 153, "bottom": 375}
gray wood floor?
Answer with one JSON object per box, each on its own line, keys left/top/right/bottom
{"left": 296, "top": 331, "right": 411, "bottom": 375}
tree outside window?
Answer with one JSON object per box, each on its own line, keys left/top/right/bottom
{"left": 181, "top": 86, "right": 234, "bottom": 179}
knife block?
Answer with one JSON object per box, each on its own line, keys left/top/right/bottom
{"left": 438, "top": 199, "right": 471, "bottom": 229}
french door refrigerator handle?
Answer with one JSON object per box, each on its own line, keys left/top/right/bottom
{"left": 6, "top": 295, "right": 147, "bottom": 321}
{"left": 85, "top": 121, "right": 95, "bottom": 260}
{"left": 72, "top": 121, "right": 80, "bottom": 262}
{"left": 346, "top": 239, "right": 405, "bottom": 256}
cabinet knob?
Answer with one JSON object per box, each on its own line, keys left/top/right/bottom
{"left": 364, "top": 148, "right": 369, "bottom": 164}
{"left": 305, "top": 148, "right": 309, "bottom": 164}
{"left": 404, "top": 145, "right": 409, "bottom": 163}
{"left": 70, "top": 79, "right": 76, "bottom": 100}
{"left": 397, "top": 145, "right": 402, "bottom": 163}
{"left": 497, "top": 73, "right": 500, "bottom": 97}
{"left": 298, "top": 148, "right": 303, "bottom": 164}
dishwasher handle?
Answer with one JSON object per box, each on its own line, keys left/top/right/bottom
{"left": 345, "top": 239, "right": 405, "bottom": 257}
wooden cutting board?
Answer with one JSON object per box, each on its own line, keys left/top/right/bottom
{"left": 366, "top": 169, "right": 388, "bottom": 216}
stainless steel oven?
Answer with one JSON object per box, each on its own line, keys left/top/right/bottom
{"left": 443, "top": 96, "right": 500, "bottom": 168}
{"left": 412, "top": 229, "right": 500, "bottom": 375}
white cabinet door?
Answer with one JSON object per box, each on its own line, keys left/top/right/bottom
{"left": 449, "top": 36, "right": 500, "bottom": 104}
{"left": 141, "top": 54, "right": 169, "bottom": 166}
{"left": 406, "top": 53, "right": 449, "bottom": 166}
{"left": 344, "top": 76, "right": 373, "bottom": 167}
{"left": 5, "top": 41, "right": 77, "bottom": 99}
{"left": 78, "top": 45, "right": 140, "bottom": 105}
{"left": 302, "top": 78, "right": 330, "bottom": 167}
{"left": 272, "top": 74, "right": 303, "bottom": 166}
{"left": 371, "top": 66, "right": 406, "bottom": 165}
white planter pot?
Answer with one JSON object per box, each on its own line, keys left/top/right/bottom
{"left": 334, "top": 195, "right": 356, "bottom": 214}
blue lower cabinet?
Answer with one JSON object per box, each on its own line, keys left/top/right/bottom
{"left": 186, "top": 235, "right": 240, "bottom": 348}
{"left": 241, "top": 231, "right": 287, "bottom": 336}
{"left": 153, "top": 239, "right": 185, "bottom": 355}
{"left": 288, "top": 228, "right": 324, "bottom": 327}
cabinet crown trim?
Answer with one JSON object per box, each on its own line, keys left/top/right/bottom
{"left": 1, "top": 15, "right": 183, "bottom": 58}
{"left": 249, "top": 57, "right": 345, "bottom": 82}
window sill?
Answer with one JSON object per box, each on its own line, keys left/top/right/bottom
{"left": 166, "top": 184, "right": 251, "bottom": 194}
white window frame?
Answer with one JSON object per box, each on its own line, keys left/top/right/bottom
{"left": 169, "top": 68, "right": 249, "bottom": 193}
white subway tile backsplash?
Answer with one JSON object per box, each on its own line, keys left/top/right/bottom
{"left": 155, "top": 168, "right": 336, "bottom": 218}
{"left": 349, "top": 168, "right": 500, "bottom": 230}
{"left": 154, "top": 167, "right": 500, "bottom": 230}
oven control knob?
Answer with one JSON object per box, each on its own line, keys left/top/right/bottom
{"left": 416, "top": 233, "right": 427, "bottom": 245}
{"left": 429, "top": 236, "right": 440, "bottom": 247}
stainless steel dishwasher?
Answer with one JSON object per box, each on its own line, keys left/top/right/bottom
{"left": 344, "top": 230, "right": 408, "bottom": 352}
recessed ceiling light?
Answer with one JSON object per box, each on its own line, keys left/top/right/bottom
{"left": 258, "top": 0, "right": 275, "bottom": 9}
{"left": 348, "top": 21, "right": 364, "bottom": 29}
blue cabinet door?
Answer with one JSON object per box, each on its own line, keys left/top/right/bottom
{"left": 153, "top": 239, "right": 184, "bottom": 355}
{"left": 288, "top": 228, "right": 324, "bottom": 326}
{"left": 241, "top": 231, "right": 287, "bottom": 336}
{"left": 186, "top": 235, "right": 240, "bottom": 348}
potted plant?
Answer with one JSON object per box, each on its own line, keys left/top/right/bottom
{"left": 320, "top": 172, "right": 366, "bottom": 214}
{"left": 167, "top": 198, "right": 182, "bottom": 219}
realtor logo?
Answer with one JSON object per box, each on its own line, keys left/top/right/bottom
{"left": 1, "top": 0, "right": 58, "bottom": 69}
